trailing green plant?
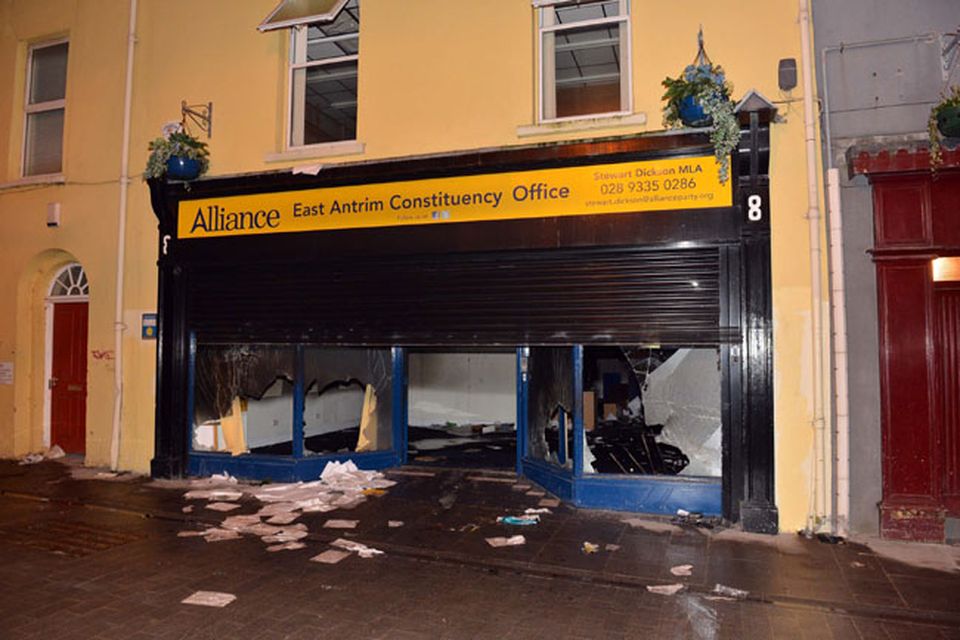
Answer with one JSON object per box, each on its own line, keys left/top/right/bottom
{"left": 929, "top": 85, "right": 960, "bottom": 171}
{"left": 662, "top": 62, "right": 740, "bottom": 184}
{"left": 144, "top": 128, "right": 210, "bottom": 180}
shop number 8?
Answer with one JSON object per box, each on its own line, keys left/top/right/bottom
{"left": 747, "top": 194, "right": 763, "bottom": 222}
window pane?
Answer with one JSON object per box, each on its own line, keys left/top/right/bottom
{"left": 582, "top": 346, "right": 721, "bottom": 478}
{"left": 24, "top": 108, "right": 64, "bottom": 176}
{"left": 303, "top": 347, "right": 393, "bottom": 455}
{"left": 291, "top": 61, "right": 358, "bottom": 145}
{"left": 552, "top": 0, "right": 619, "bottom": 24}
{"left": 306, "top": 33, "right": 358, "bottom": 61}
{"left": 29, "top": 42, "right": 68, "bottom": 104}
{"left": 265, "top": 0, "right": 344, "bottom": 27}
{"left": 313, "top": 0, "right": 359, "bottom": 37}
{"left": 551, "top": 22, "right": 622, "bottom": 118}
{"left": 192, "top": 345, "right": 296, "bottom": 455}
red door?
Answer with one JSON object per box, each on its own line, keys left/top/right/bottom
{"left": 936, "top": 283, "right": 960, "bottom": 517}
{"left": 50, "top": 302, "right": 88, "bottom": 454}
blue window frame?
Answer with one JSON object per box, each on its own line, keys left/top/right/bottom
{"left": 186, "top": 335, "right": 404, "bottom": 481}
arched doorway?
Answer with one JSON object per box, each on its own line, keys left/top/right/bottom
{"left": 46, "top": 263, "right": 89, "bottom": 454}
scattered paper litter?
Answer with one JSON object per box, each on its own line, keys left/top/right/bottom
{"left": 205, "top": 502, "right": 242, "bottom": 512}
{"left": 524, "top": 508, "right": 551, "bottom": 515}
{"left": 330, "top": 538, "right": 384, "bottom": 558}
{"left": 582, "top": 541, "right": 600, "bottom": 554}
{"left": 246, "top": 523, "right": 283, "bottom": 537}
{"left": 670, "top": 564, "right": 694, "bottom": 577}
{"left": 261, "top": 524, "right": 308, "bottom": 543}
{"left": 311, "top": 549, "right": 351, "bottom": 564}
{"left": 538, "top": 498, "right": 561, "bottom": 508}
{"left": 181, "top": 591, "right": 236, "bottom": 608}
{"left": 712, "top": 584, "right": 748, "bottom": 599}
{"left": 178, "top": 529, "right": 214, "bottom": 538}
{"left": 266, "top": 513, "right": 300, "bottom": 525}
{"left": 388, "top": 520, "right": 404, "bottom": 528}
{"left": 323, "top": 519, "right": 359, "bottom": 529}
{"left": 20, "top": 444, "right": 69, "bottom": 465}
{"left": 266, "top": 541, "right": 306, "bottom": 552}
{"left": 203, "top": 529, "right": 242, "bottom": 542}
{"left": 321, "top": 460, "right": 396, "bottom": 491}
{"left": 182, "top": 505, "right": 194, "bottom": 513}
{"left": 256, "top": 502, "right": 300, "bottom": 517}
{"left": 486, "top": 535, "right": 526, "bottom": 548}
{"left": 45, "top": 445, "right": 66, "bottom": 459}
{"left": 497, "top": 515, "right": 539, "bottom": 526}
{"left": 220, "top": 515, "right": 262, "bottom": 531}
{"left": 605, "top": 544, "right": 621, "bottom": 552}
{"left": 647, "top": 584, "right": 684, "bottom": 596}
{"left": 185, "top": 489, "right": 242, "bottom": 501}
{"left": 525, "top": 490, "right": 545, "bottom": 497}
{"left": 677, "top": 509, "right": 691, "bottom": 517}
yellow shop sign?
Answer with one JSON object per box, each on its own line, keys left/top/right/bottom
{"left": 177, "top": 155, "right": 731, "bottom": 239}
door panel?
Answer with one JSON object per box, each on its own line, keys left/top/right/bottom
{"left": 936, "top": 284, "right": 960, "bottom": 515}
{"left": 51, "top": 302, "right": 88, "bottom": 454}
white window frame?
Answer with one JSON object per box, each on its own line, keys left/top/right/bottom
{"left": 287, "top": 17, "right": 359, "bottom": 149}
{"left": 22, "top": 38, "right": 68, "bottom": 178}
{"left": 536, "top": 0, "right": 632, "bottom": 123}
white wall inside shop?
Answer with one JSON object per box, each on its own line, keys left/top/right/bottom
{"left": 408, "top": 353, "right": 516, "bottom": 427}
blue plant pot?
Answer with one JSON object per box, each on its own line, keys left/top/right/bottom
{"left": 166, "top": 156, "right": 201, "bottom": 181}
{"left": 937, "top": 105, "right": 960, "bottom": 139}
{"left": 679, "top": 95, "right": 712, "bottom": 128}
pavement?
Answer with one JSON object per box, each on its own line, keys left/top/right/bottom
{"left": 1, "top": 457, "right": 959, "bottom": 639}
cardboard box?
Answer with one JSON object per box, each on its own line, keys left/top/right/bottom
{"left": 583, "top": 391, "right": 596, "bottom": 431}
{"left": 602, "top": 403, "right": 618, "bottom": 421}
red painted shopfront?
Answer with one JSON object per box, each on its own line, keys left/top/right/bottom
{"left": 853, "top": 146, "right": 960, "bottom": 541}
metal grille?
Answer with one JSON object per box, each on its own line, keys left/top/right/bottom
{"left": 188, "top": 245, "right": 734, "bottom": 346}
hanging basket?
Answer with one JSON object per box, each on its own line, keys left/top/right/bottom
{"left": 679, "top": 95, "right": 713, "bottom": 128}
{"left": 166, "top": 156, "right": 202, "bottom": 181}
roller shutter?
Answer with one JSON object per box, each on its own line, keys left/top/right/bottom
{"left": 188, "top": 245, "right": 733, "bottom": 346}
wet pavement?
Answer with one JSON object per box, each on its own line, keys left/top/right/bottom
{"left": 1, "top": 458, "right": 959, "bottom": 639}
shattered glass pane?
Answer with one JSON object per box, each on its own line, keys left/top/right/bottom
{"left": 527, "top": 347, "right": 574, "bottom": 467}
{"left": 193, "top": 345, "right": 296, "bottom": 455}
{"left": 582, "top": 346, "right": 721, "bottom": 477}
{"left": 303, "top": 347, "right": 392, "bottom": 454}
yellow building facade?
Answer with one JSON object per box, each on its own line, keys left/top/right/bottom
{"left": 0, "top": 0, "right": 829, "bottom": 533}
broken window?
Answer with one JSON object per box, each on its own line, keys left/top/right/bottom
{"left": 406, "top": 351, "right": 517, "bottom": 468}
{"left": 302, "top": 347, "right": 392, "bottom": 454}
{"left": 527, "top": 347, "right": 574, "bottom": 467}
{"left": 582, "top": 346, "right": 721, "bottom": 477}
{"left": 193, "top": 344, "right": 296, "bottom": 455}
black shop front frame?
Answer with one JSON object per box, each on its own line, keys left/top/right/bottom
{"left": 148, "top": 123, "right": 778, "bottom": 533}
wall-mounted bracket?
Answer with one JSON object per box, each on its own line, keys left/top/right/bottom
{"left": 181, "top": 101, "right": 213, "bottom": 139}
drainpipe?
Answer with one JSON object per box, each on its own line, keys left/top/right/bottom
{"left": 111, "top": 0, "right": 138, "bottom": 471}
{"left": 799, "top": 0, "right": 828, "bottom": 531}
{"left": 827, "top": 168, "right": 849, "bottom": 537}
